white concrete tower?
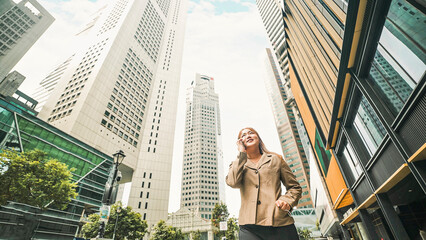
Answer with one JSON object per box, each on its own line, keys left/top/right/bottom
{"left": 180, "top": 73, "right": 225, "bottom": 220}
{"left": 37, "top": 0, "right": 188, "bottom": 225}
{"left": 32, "top": 55, "right": 74, "bottom": 112}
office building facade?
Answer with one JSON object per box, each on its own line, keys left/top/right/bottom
{"left": 259, "top": 0, "right": 426, "bottom": 239}
{"left": 0, "top": 0, "right": 54, "bottom": 82}
{"left": 264, "top": 48, "right": 313, "bottom": 208}
{"left": 180, "top": 73, "right": 225, "bottom": 220}
{"left": 38, "top": 0, "right": 188, "bottom": 225}
{"left": 31, "top": 55, "right": 74, "bottom": 112}
{"left": 0, "top": 99, "right": 113, "bottom": 239}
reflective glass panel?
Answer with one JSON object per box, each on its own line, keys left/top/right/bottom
{"left": 368, "top": 0, "right": 425, "bottom": 116}
{"left": 343, "top": 142, "right": 362, "bottom": 181}
{"left": 353, "top": 97, "right": 386, "bottom": 156}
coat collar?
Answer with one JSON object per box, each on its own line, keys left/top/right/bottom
{"left": 245, "top": 153, "right": 273, "bottom": 170}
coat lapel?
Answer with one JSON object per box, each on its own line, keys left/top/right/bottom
{"left": 244, "top": 158, "right": 257, "bottom": 169}
{"left": 258, "top": 154, "right": 272, "bottom": 169}
{"left": 244, "top": 153, "right": 271, "bottom": 169}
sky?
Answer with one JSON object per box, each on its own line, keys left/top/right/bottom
{"left": 14, "top": 0, "right": 283, "bottom": 218}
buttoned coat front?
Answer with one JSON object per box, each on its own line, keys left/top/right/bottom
{"left": 226, "top": 152, "right": 302, "bottom": 227}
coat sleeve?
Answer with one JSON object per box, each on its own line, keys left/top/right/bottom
{"left": 225, "top": 152, "right": 247, "bottom": 188}
{"left": 278, "top": 155, "right": 302, "bottom": 209}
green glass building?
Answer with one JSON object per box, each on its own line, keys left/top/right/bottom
{"left": 0, "top": 99, "right": 113, "bottom": 239}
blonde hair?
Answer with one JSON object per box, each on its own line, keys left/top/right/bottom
{"left": 238, "top": 127, "right": 279, "bottom": 156}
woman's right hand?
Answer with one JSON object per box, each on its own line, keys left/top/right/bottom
{"left": 236, "top": 139, "right": 246, "bottom": 152}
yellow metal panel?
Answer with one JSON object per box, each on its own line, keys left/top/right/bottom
{"left": 290, "top": 64, "right": 317, "bottom": 145}
{"left": 331, "top": 74, "right": 351, "bottom": 148}
{"left": 408, "top": 143, "right": 426, "bottom": 163}
{"left": 375, "top": 164, "right": 410, "bottom": 194}
{"left": 323, "top": 0, "right": 346, "bottom": 24}
{"left": 330, "top": 0, "right": 368, "bottom": 147}
{"left": 325, "top": 154, "right": 352, "bottom": 207}
{"left": 287, "top": 43, "right": 330, "bottom": 135}
{"left": 288, "top": 0, "right": 340, "bottom": 72}
{"left": 348, "top": 0, "right": 367, "bottom": 68}
{"left": 304, "top": 0, "right": 343, "bottom": 49}
{"left": 358, "top": 195, "right": 376, "bottom": 209}
{"left": 285, "top": 18, "right": 332, "bottom": 136}
{"left": 339, "top": 191, "right": 354, "bottom": 208}
{"left": 340, "top": 209, "right": 359, "bottom": 225}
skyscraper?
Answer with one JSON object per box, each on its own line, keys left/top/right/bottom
{"left": 258, "top": 0, "right": 426, "bottom": 239}
{"left": 264, "top": 48, "right": 313, "bottom": 208}
{"left": 180, "top": 73, "right": 225, "bottom": 220}
{"left": 256, "top": 0, "right": 288, "bottom": 77}
{"left": 38, "top": 0, "right": 188, "bottom": 225}
{"left": 0, "top": 0, "right": 54, "bottom": 82}
{"left": 31, "top": 55, "right": 74, "bottom": 112}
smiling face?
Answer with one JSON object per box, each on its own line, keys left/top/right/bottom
{"left": 239, "top": 128, "right": 260, "bottom": 150}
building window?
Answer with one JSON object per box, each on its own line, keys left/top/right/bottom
{"left": 345, "top": 142, "right": 362, "bottom": 176}
{"left": 368, "top": 0, "right": 425, "bottom": 116}
{"left": 353, "top": 97, "right": 386, "bottom": 156}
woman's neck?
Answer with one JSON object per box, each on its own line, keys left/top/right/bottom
{"left": 247, "top": 149, "right": 262, "bottom": 160}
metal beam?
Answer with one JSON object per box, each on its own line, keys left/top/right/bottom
{"left": 376, "top": 193, "right": 410, "bottom": 239}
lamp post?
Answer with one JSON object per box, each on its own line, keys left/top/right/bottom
{"left": 98, "top": 150, "right": 126, "bottom": 238}
{"left": 112, "top": 206, "right": 122, "bottom": 240}
{"left": 107, "top": 150, "right": 126, "bottom": 205}
{"left": 103, "top": 150, "right": 126, "bottom": 205}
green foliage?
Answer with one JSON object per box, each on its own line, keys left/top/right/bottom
{"left": 225, "top": 217, "right": 239, "bottom": 240}
{"left": 212, "top": 202, "right": 238, "bottom": 239}
{"left": 150, "top": 220, "right": 185, "bottom": 240}
{"left": 80, "top": 214, "right": 101, "bottom": 238}
{"left": 211, "top": 202, "right": 229, "bottom": 236}
{"left": 81, "top": 202, "right": 147, "bottom": 240}
{"left": 191, "top": 230, "right": 201, "bottom": 240}
{"left": 297, "top": 227, "right": 313, "bottom": 240}
{"left": 0, "top": 149, "right": 77, "bottom": 210}
{"left": 226, "top": 218, "right": 239, "bottom": 240}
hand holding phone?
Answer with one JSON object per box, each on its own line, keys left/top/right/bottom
{"left": 237, "top": 139, "right": 246, "bottom": 152}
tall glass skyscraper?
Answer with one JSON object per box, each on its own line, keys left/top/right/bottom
{"left": 37, "top": 0, "right": 188, "bottom": 225}
{"left": 264, "top": 48, "right": 313, "bottom": 209}
{"left": 180, "top": 73, "right": 225, "bottom": 220}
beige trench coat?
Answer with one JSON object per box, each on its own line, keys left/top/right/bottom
{"left": 226, "top": 152, "right": 302, "bottom": 226}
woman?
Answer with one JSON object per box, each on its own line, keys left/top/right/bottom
{"left": 226, "top": 127, "right": 302, "bottom": 240}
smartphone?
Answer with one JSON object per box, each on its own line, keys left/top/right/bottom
{"left": 239, "top": 139, "right": 246, "bottom": 148}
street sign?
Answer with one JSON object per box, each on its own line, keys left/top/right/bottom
{"left": 219, "top": 221, "right": 227, "bottom": 231}
{"left": 99, "top": 205, "right": 110, "bottom": 223}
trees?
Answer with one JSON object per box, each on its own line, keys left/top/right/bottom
{"left": 0, "top": 149, "right": 77, "bottom": 210}
{"left": 191, "top": 230, "right": 201, "bottom": 240}
{"left": 212, "top": 202, "right": 229, "bottom": 238}
{"left": 81, "top": 201, "right": 148, "bottom": 240}
{"left": 212, "top": 202, "right": 239, "bottom": 239}
{"left": 297, "top": 227, "right": 313, "bottom": 240}
{"left": 150, "top": 220, "right": 185, "bottom": 240}
{"left": 225, "top": 217, "right": 239, "bottom": 240}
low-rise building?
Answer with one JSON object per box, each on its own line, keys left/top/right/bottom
{"left": 0, "top": 98, "right": 113, "bottom": 239}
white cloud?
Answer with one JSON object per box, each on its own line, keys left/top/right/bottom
{"left": 169, "top": 1, "right": 280, "bottom": 218}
